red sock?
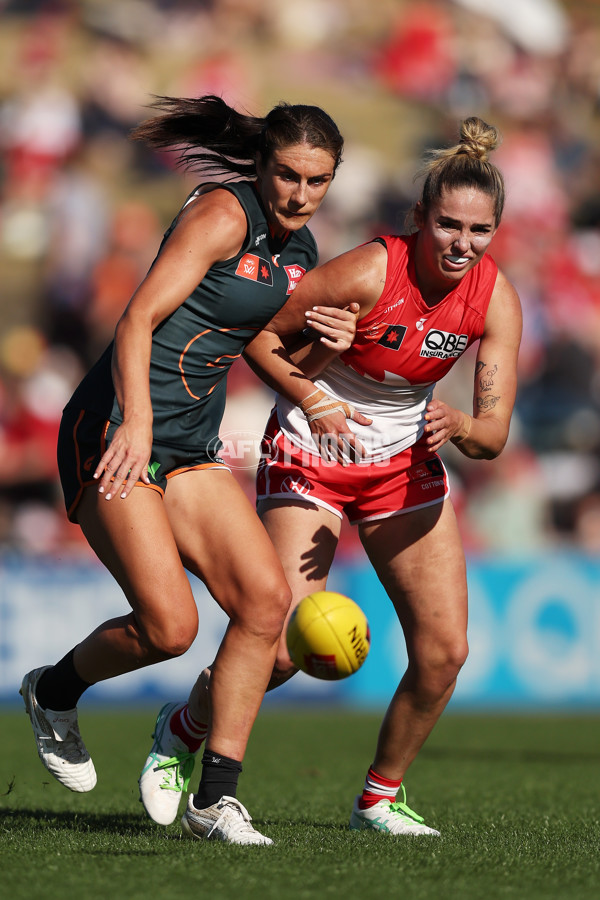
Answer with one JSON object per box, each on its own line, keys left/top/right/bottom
{"left": 169, "top": 704, "right": 207, "bottom": 753}
{"left": 358, "top": 766, "right": 402, "bottom": 810}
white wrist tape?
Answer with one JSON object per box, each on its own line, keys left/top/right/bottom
{"left": 299, "top": 388, "right": 356, "bottom": 423}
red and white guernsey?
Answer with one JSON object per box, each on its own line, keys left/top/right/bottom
{"left": 276, "top": 233, "right": 498, "bottom": 462}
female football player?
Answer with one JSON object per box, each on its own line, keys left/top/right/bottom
{"left": 20, "top": 93, "right": 364, "bottom": 846}
{"left": 143, "top": 116, "right": 522, "bottom": 838}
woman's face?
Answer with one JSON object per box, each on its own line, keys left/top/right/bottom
{"left": 256, "top": 143, "right": 336, "bottom": 237}
{"left": 414, "top": 187, "right": 498, "bottom": 297}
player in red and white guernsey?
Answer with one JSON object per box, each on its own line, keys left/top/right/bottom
{"left": 146, "top": 117, "right": 521, "bottom": 837}
{"left": 243, "top": 116, "right": 522, "bottom": 836}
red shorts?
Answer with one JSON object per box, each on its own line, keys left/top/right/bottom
{"left": 256, "top": 412, "right": 449, "bottom": 525}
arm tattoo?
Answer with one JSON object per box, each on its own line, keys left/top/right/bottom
{"left": 479, "top": 363, "right": 498, "bottom": 392}
{"left": 476, "top": 361, "right": 500, "bottom": 410}
{"left": 478, "top": 394, "right": 500, "bottom": 411}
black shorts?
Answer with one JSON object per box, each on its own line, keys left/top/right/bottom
{"left": 57, "top": 407, "right": 228, "bottom": 522}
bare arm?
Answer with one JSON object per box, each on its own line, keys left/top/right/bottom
{"left": 286, "top": 303, "right": 361, "bottom": 377}
{"left": 244, "top": 241, "right": 386, "bottom": 401}
{"left": 94, "top": 189, "right": 248, "bottom": 499}
{"left": 424, "top": 270, "right": 523, "bottom": 459}
{"left": 267, "top": 240, "right": 386, "bottom": 336}
{"left": 243, "top": 243, "right": 386, "bottom": 460}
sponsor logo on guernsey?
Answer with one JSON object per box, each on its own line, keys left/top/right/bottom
{"left": 284, "top": 264, "right": 306, "bottom": 293}
{"left": 420, "top": 328, "right": 468, "bottom": 359}
{"left": 381, "top": 296, "right": 405, "bottom": 316}
{"left": 255, "top": 232, "right": 267, "bottom": 246}
{"left": 416, "top": 317, "right": 427, "bottom": 331}
{"left": 235, "top": 253, "right": 273, "bottom": 285}
{"left": 377, "top": 323, "right": 407, "bottom": 350}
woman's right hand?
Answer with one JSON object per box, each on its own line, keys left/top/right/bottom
{"left": 93, "top": 419, "right": 153, "bottom": 500}
{"left": 308, "top": 410, "right": 372, "bottom": 464}
{"left": 300, "top": 388, "right": 372, "bottom": 464}
{"left": 304, "top": 302, "right": 360, "bottom": 352}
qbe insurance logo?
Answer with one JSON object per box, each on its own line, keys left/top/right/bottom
{"left": 419, "top": 329, "right": 468, "bottom": 359}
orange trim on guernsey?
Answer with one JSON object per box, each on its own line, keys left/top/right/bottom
{"left": 134, "top": 482, "right": 164, "bottom": 496}
{"left": 120, "top": 462, "right": 227, "bottom": 492}
{"left": 165, "top": 462, "right": 229, "bottom": 480}
{"left": 68, "top": 412, "right": 111, "bottom": 521}
{"left": 178, "top": 327, "right": 248, "bottom": 400}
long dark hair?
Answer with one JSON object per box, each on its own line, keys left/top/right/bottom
{"left": 131, "top": 94, "right": 344, "bottom": 179}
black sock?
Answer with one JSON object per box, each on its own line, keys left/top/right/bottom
{"left": 35, "top": 648, "right": 92, "bottom": 711}
{"left": 193, "top": 748, "right": 243, "bottom": 810}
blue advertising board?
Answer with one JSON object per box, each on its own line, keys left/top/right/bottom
{"left": 325, "top": 555, "right": 600, "bottom": 709}
{"left": 1, "top": 554, "right": 599, "bottom": 709}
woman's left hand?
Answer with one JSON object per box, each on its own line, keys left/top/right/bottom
{"left": 305, "top": 302, "right": 360, "bottom": 352}
{"left": 424, "top": 399, "right": 470, "bottom": 452}
{"left": 94, "top": 418, "right": 153, "bottom": 500}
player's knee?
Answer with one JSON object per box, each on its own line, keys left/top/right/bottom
{"left": 410, "top": 636, "right": 468, "bottom": 701}
{"left": 139, "top": 614, "right": 198, "bottom": 660}
{"left": 451, "top": 637, "right": 469, "bottom": 673}
{"left": 432, "top": 634, "right": 467, "bottom": 674}
{"left": 159, "top": 625, "right": 197, "bottom": 658}
{"left": 232, "top": 577, "right": 292, "bottom": 642}
{"left": 431, "top": 638, "right": 468, "bottom": 692}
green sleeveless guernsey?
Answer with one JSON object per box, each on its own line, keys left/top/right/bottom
{"left": 65, "top": 180, "right": 318, "bottom": 455}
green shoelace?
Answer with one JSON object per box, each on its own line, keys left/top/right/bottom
{"left": 155, "top": 752, "right": 196, "bottom": 792}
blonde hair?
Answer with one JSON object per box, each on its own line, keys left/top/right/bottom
{"left": 417, "top": 117, "right": 505, "bottom": 226}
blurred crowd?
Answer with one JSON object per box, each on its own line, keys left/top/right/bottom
{"left": 1, "top": 0, "right": 599, "bottom": 558}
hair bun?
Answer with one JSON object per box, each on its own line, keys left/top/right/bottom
{"left": 459, "top": 116, "right": 501, "bottom": 161}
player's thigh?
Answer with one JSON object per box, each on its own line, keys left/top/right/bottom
{"left": 165, "top": 469, "right": 290, "bottom": 622}
{"left": 258, "top": 498, "right": 341, "bottom": 605}
{"left": 359, "top": 498, "right": 468, "bottom": 652}
{"left": 259, "top": 497, "right": 341, "bottom": 667}
{"left": 76, "top": 483, "right": 197, "bottom": 630}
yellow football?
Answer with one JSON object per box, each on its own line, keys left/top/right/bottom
{"left": 286, "top": 590, "right": 370, "bottom": 680}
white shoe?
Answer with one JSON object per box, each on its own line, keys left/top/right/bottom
{"left": 20, "top": 666, "right": 97, "bottom": 793}
{"left": 349, "top": 786, "right": 440, "bottom": 836}
{"left": 181, "top": 794, "right": 273, "bottom": 845}
{"left": 139, "top": 702, "right": 197, "bottom": 825}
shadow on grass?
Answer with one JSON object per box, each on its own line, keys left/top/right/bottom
{"left": 421, "top": 745, "right": 599, "bottom": 764}
{"left": 0, "top": 806, "right": 346, "bottom": 839}
{"left": 0, "top": 807, "right": 180, "bottom": 836}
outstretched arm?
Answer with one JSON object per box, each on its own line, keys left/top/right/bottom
{"left": 423, "top": 270, "right": 523, "bottom": 459}
{"left": 244, "top": 240, "right": 386, "bottom": 389}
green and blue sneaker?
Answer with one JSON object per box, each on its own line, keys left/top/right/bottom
{"left": 349, "top": 784, "right": 440, "bottom": 836}
{"left": 139, "top": 702, "right": 196, "bottom": 825}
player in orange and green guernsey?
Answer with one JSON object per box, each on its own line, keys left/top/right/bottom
{"left": 20, "top": 94, "right": 365, "bottom": 846}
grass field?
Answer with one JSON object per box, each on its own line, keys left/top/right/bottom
{"left": 1, "top": 706, "right": 599, "bottom": 900}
